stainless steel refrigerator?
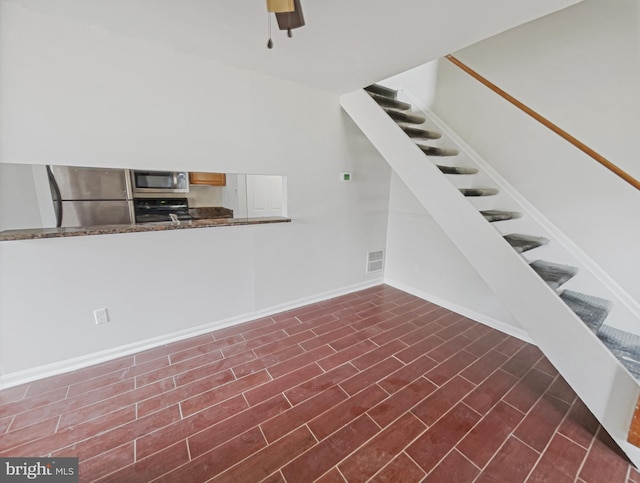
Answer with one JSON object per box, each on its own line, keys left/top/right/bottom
{"left": 47, "top": 165, "right": 135, "bottom": 227}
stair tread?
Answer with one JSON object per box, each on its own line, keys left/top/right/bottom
{"left": 384, "top": 109, "right": 426, "bottom": 125}
{"left": 368, "top": 92, "right": 411, "bottom": 111}
{"left": 530, "top": 259, "right": 579, "bottom": 289}
{"left": 417, "top": 145, "right": 459, "bottom": 157}
{"left": 560, "top": 290, "right": 613, "bottom": 333}
{"left": 365, "top": 84, "right": 397, "bottom": 99}
{"left": 460, "top": 188, "right": 499, "bottom": 197}
{"left": 480, "top": 210, "right": 521, "bottom": 222}
{"left": 437, "top": 165, "right": 478, "bottom": 175}
{"left": 503, "top": 233, "right": 549, "bottom": 253}
{"left": 597, "top": 325, "right": 640, "bottom": 379}
{"left": 400, "top": 125, "right": 442, "bottom": 140}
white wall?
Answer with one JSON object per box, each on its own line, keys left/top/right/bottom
{"left": 0, "top": 4, "right": 391, "bottom": 381}
{"left": 449, "top": 0, "right": 640, "bottom": 181}
{"left": 381, "top": 61, "right": 440, "bottom": 111}
{"left": 384, "top": 173, "right": 523, "bottom": 336}
{"left": 0, "top": 163, "right": 43, "bottom": 231}
{"left": 431, "top": 0, "right": 640, "bottom": 306}
{"left": 377, "top": 65, "right": 524, "bottom": 339}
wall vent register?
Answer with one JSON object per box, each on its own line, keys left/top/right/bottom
{"left": 367, "top": 250, "right": 384, "bottom": 273}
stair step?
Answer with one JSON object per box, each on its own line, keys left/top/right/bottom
{"left": 365, "top": 84, "right": 397, "bottom": 99}
{"left": 437, "top": 165, "right": 478, "bottom": 175}
{"left": 384, "top": 109, "right": 426, "bottom": 125}
{"left": 529, "top": 260, "right": 579, "bottom": 289}
{"left": 368, "top": 93, "right": 411, "bottom": 111}
{"left": 503, "top": 233, "right": 549, "bottom": 253}
{"left": 400, "top": 125, "right": 442, "bottom": 140}
{"left": 596, "top": 325, "right": 640, "bottom": 380}
{"left": 480, "top": 210, "right": 522, "bottom": 222}
{"left": 418, "top": 145, "right": 459, "bottom": 157}
{"left": 560, "top": 290, "right": 613, "bottom": 333}
{"left": 460, "top": 188, "right": 499, "bottom": 197}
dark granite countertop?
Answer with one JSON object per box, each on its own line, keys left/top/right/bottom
{"left": 189, "top": 207, "right": 234, "bottom": 219}
{"left": 0, "top": 217, "right": 291, "bottom": 241}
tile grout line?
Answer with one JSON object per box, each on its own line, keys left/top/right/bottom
{"left": 455, "top": 399, "right": 522, "bottom": 475}
{"left": 574, "top": 425, "right": 601, "bottom": 483}
{"left": 476, "top": 428, "right": 538, "bottom": 480}
{"left": 461, "top": 400, "right": 483, "bottom": 418}
{"left": 553, "top": 405, "right": 595, "bottom": 452}
{"left": 281, "top": 391, "right": 294, "bottom": 408}
{"left": 178, "top": 400, "right": 184, "bottom": 420}
{"left": 274, "top": 364, "right": 429, "bottom": 474}
{"left": 303, "top": 423, "right": 320, "bottom": 445}
{"left": 401, "top": 449, "right": 428, "bottom": 480}
{"left": 465, "top": 402, "right": 540, "bottom": 478}
{"left": 171, "top": 425, "right": 270, "bottom": 481}
{"left": 3, "top": 415, "right": 16, "bottom": 433}
{"left": 319, "top": 413, "right": 422, "bottom": 482}
{"left": 407, "top": 389, "right": 477, "bottom": 435}
{"left": 59, "top": 378, "right": 172, "bottom": 429}
{"left": 625, "top": 463, "right": 633, "bottom": 483}
{"left": 457, "top": 373, "right": 479, "bottom": 388}
{"left": 456, "top": 447, "right": 483, "bottom": 472}
{"left": 513, "top": 433, "right": 546, "bottom": 482}
{"left": 53, "top": 415, "right": 62, "bottom": 434}
{"left": 498, "top": 369, "right": 566, "bottom": 479}
{"left": 500, "top": 398, "right": 527, "bottom": 416}
{"left": 334, "top": 466, "right": 349, "bottom": 482}
{"left": 168, "top": 370, "right": 267, "bottom": 419}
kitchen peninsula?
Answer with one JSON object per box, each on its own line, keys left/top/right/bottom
{"left": 0, "top": 163, "right": 290, "bottom": 241}
{"left": 0, "top": 216, "right": 291, "bottom": 241}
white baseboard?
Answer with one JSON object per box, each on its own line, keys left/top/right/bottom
{"left": 0, "top": 278, "right": 384, "bottom": 389}
{"left": 385, "top": 278, "right": 533, "bottom": 344}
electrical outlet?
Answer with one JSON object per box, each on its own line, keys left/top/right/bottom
{"left": 93, "top": 307, "right": 110, "bottom": 325}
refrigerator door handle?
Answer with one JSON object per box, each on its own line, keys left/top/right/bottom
{"left": 46, "top": 165, "right": 63, "bottom": 228}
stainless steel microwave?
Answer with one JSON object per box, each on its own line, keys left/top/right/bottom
{"left": 131, "top": 170, "right": 189, "bottom": 194}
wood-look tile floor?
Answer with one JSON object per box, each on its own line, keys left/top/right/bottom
{"left": 1, "top": 285, "right": 637, "bottom": 482}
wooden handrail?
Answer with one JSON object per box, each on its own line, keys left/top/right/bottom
{"left": 446, "top": 55, "right": 640, "bottom": 191}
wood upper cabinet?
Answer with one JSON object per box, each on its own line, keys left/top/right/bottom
{"left": 189, "top": 172, "right": 226, "bottom": 186}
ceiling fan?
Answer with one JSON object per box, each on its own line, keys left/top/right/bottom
{"left": 266, "top": 0, "right": 306, "bottom": 49}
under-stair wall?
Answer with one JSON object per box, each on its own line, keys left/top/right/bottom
{"left": 340, "top": 87, "right": 640, "bottom": 466}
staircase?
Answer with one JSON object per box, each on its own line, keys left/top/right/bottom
{"left": 342, "top": 84, "right": 640, "bottom": 466}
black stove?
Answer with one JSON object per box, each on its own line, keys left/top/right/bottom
{"left": 134, "top": 198, "right": 192, "bottom": 223}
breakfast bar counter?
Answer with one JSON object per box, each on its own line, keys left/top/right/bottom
{"left": 0, "top": 217, "right": 291, "bottom": 241}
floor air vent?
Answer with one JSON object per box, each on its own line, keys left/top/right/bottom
{"left": 367, "top": 250, "right": 384, "bottom": 273}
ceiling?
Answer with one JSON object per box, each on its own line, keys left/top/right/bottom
{"left": 4, "top": 0, "right": 581, "bottom": 93}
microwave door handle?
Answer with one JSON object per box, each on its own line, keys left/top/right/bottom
{"left": 172, "top": 173, "right": 178, "bottom": 189}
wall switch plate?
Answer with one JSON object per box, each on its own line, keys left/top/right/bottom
{"left": 340, "top": 172, "right": 352, "bottom": 182}
{"left": 94, "top": 307, "right": 110, "bottom": 325}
